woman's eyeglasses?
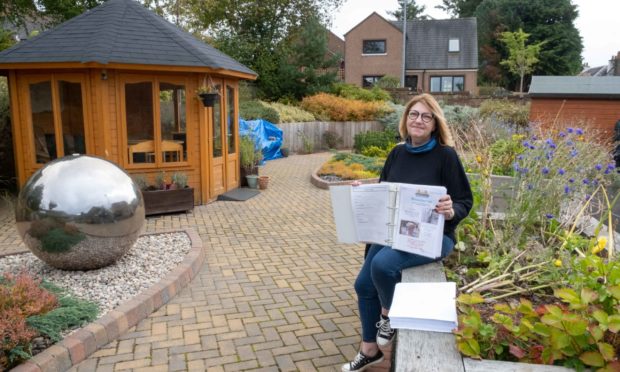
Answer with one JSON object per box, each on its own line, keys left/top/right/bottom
{"left": 407, "top": 110, "right": 434, "bottom": 123}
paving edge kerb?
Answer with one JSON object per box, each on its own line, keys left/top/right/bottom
{"left": 310, "top": 165, "right": 379, "bottom": 189}
{"left": 10, "top": 228, "right": 206, "bottom": 372}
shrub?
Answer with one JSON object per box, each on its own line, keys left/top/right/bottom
{"left": 239, "top": 100, "right": 280, "bottom": 123}
{"left": 301, "top": 93, "right": 391, "bottom": 121}
{"left": 263, "top": 101, "right": 315, "bottom": 123}
{"left": 488, "top": 135, "right": 524, "bottom": 176}
{"left": 479, "top": 99, "right": 530, "bottom": 128}
{"left": 442, "top": 104, "right": 480, "bottom": 131}
{"left": 361, "top": 145, "right": 393, "bottom": 158}
{"left": 331, "top": 82, "right": 391, "bottom": 102}
{"left": 353, "top": 130, "right": 399, "bottom": 153}
{"left": 322, "top": 130, "right": 343, "bottom": 149}
{"left": 375, "top": 75, "right": 400, "bottom": 89}
{"left": 478, "top": 85, "right": 512, "bottom": 97}
{"left": 318, "top": 153, "right": 384, "bottom": 180}
{"left": 377, "top": 102, "right": 405, "bottom": 134}
{"left": 0, "top": 272, "right": 58, "bottom": 369}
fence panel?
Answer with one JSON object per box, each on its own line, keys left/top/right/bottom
{"left": 275, "top": 121, "right": 383, "bottom": 153}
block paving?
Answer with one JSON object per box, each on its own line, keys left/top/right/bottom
{"left": 1, "top": 153, "right": 392, "bottom": 371}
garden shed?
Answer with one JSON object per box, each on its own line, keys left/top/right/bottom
{"left": 0, "top": 0, "right": 256, "bottom": 204}
{"left": 528, "top": 76, "right": 620, "bottom": 140}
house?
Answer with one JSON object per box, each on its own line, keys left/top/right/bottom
{"left": 528, "top": 76, "right": 620, "bottom": 139}
{"left": 0, "top": 0, "right": 256, "bottom": 204}
{"left": 326, "top": 30, "right": 345, "bottom": 80}
{"left": 579, "top": 51, "right": 620, "bottom": 77}
{"left": 342, "top": 12, "right": 478, "bottom": 94}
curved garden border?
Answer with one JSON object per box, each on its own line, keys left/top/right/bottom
{"left": 12, "top": 229, "right": 205, "bottom": 372}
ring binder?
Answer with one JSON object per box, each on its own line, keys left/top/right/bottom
{"left": 330, "top": 182, "right": 447, "bottom": 259}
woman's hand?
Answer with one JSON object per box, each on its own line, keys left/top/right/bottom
{"left": 435, "top": 194, "right": 454, "bottom": 220}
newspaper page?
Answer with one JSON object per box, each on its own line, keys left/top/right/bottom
{"left": 391, "top": 184, "right": 446, "bottom": 258}
{"left": 350, "top": 183, "right": 391, "bottom": 245}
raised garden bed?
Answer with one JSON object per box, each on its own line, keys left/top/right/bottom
{"left": 142, "top": 187, "right": 194, "bottom": 216}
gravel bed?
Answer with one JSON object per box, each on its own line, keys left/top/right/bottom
{"left": 0, "top": 232, "right": 192, "bottom": 317}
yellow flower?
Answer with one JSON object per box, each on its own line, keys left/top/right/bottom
{"left": 476, "top": 155, "right": 483, "bottom": 164}
{"left": 553, "top": 259, "right": 562, "bottom": 267}
{"left": 592, "top": 237, "right": 607, "bottom": 254}
{"left": 577, "top": 135, "right": 584, "bottom": 141}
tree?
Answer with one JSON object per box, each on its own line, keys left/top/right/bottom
{"left": 437, "top": 0, "right": 483, "bottom": 18}
{"left": 499, "top": 29, "right": 543, "bottom": 94}
{"left": 474, "top": 0, "right": 582, "bottom": 90}
{"left": 188, "top": 0, "right": 343, "bottom": 100}
{"left": 387, "top": 0, "right": 427, "bottom": 20}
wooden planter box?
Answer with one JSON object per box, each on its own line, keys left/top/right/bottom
{"left": 142, "top": 187, "right": 194, "bottom": 216}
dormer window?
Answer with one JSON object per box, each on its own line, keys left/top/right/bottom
{"left": 363, "top": 40, "right": 386, "bottom": 55}
{"left": 448, "top": 38, "right": 460, "bottom": 52}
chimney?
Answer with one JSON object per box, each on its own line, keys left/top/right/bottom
{"left": 616, "top": 51, "right": 620, "bottom": 76}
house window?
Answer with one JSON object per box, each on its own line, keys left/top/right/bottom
{"left": 27, "top": 75, "right": 87, "bottom": 165}
{"left": 448, "top": 38, "right": 460, "bottom": 52}
{"left": 123, "top": 76, "right": 188, "bottom": 166}
{"left": 430, "top": 76, "right": 465, "bottom": 93}
{"left": 405, "top": 75, "right": 418, "bottom": 90}
{"left": 226, "top": 85, "right": 236, "bottom": 155}
{"left": 212, "top": 84, "right": 222, "bottom": 157}
{"left": 362, "top": 75, "right": 383, "bottom": 87}
{"left": 363, "top": 40, "right": 386, "bottom": 54}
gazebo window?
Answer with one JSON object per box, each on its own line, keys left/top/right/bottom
{"left": 226, "top": 85, "right": 236, "bottom": 154}
{"left": 212, "top": 84, "right": 222, "bottom": 157}
{"left": 123, "top": 76, "right": 188, "bottom": 166}
{"left": 28, "top": 76, "right": 87, "bottom": 164}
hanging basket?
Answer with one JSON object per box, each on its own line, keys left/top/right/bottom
{"left": 198, "top": 92, "right": 219, "bottom": 107}
{"left": 258, "top": 175, "right": 270, "bottom": 190}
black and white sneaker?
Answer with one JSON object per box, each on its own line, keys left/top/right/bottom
{"left": 341, "top": 350, "right": 384, "bottom": 372}
{"left": 376, "top": 316, "right": 396, "bottom": 347}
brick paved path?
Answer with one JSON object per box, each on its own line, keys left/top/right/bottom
{"left": 25, "top": 153, "right": 391, "bottom": 371}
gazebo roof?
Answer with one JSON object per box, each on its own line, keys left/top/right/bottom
{"left": 0, "top": 0, "right": 256, "bottom": 78}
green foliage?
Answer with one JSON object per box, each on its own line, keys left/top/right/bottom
{"left": 488, "top": 136, "right": 524, "bottom": 176}
{"left": 322, "top": 130, "right": 343, "bottom": 149}
{"left": 474, "top": 0, "right": 583, "bottom": 88}
{"left": 132, "top": 175, "right": 148, "bottom": 191}
{"left": 360, "top": 145, "right": 393, "bottom": 158}
{"left": 171, "top": 172, "right": 188, "bottom": 188}
{"left": 331, "top": 83, "right": 391, "bottom": 102}
{"left": 478, "top": 85, "right": 512, "bottom": 97}
{"left": 239, "top": 135, "right": 262, "bottom": 171}
{"left": 155, "top": 171, "right": 166, "bottom": 189}
{"left": 375, "top": 76, "right": 401, "bottom": 89}
{"left": 353, "top": 130, "right": 399, "bottom": 154}
{"left": 0, "top": 29, "right": 16, "bottom": 52}
{"left": 297, "top": 130, "right": 314, "bottom": 154}
{"left": 263, "top": 102, "right": 315, "bottom": 123}
{"left": 479, "top": 100, "right": 530, "bottom": 128}
{"left": 0, "top": 273, "right": 58, "bottom": 370}
{"left": 442, "top": 104, "right": 480, "bottom": 131}
{"left": 438, "top": 0, "right": 483, "bottom": 17}
{"left": 377, "top": 102, "right": 405, "bottom": 134}
{"left": 27, "top": 281, "right": 98, "bottom": 342}
{"left": 318, "top": 152, "right": 385, "bottom": 180}
{"left": 499, "top": 29, "right": 545, "bottom": 94}
{"left": 239, "top": 100, "right": 280, "bottom": 123}
{"left": 301, "top": 93, "right": 391, "bottom": 121}
{"left": 387, "top": 0, "right": 428, "bottom": 20}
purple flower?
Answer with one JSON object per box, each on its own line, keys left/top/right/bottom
{"left": 542, "top": 167, "right": 550, "bottom": 175}
{"left": 595, "top": 164, "right": 603, "bottom": 171}
{"left": 569, "top": 178, "right": 575, "bottom": 183}
{"left": 559, "top": 131, "right": 566, "bottom": 137}
{"left": 545, "top": 151, "right": 554, "bottom": 160}
{"left": 516, "top": 155, "right": 523, "bottom": 160}
{"left": 522, "top": 141, "right": 530, "bottom": 148}
{"left": 585, "top": 194, "right": 592, "bottom": 201}
{"left": 567, "top": 128, "right": 574, "bottom": 133}
{"left": 527, "top": 184, "right": 534, "bottom": 190}
{"left": 513, "top": 162, "right": 520, "bottom": 171}
{"left": 558, "top": 168, "right": 565, "bottom": 175}
{"left": 593, "top": 179, "right": 599, "bottom": 186}
{"left": 582, "top": 178, "right": 590, "bottom": 185}
{"left": 564, "top": 185, "right": 570, "bottom": 194}
{"left": 520, "top": 167, "right": 529, "bottom": 174}
{"left": 529, "top": 145, "right": 535, "bottom": 150}
{"left": 605, "top": 168, "right": 612, "bottom": 175}
{"left": 531, "top": 135, "right": 538, "bottom": 140}
{"left": 566, "top": 140, "right": 574, "bottom": 146}
{"left": 576, "top": 128, "right": 584, "bottom": 135}
{"left": 570, "top": 149, "right": 578, "bottom": 157}
{"left": 545, "top": 213, "right": 554, "bottom": 219}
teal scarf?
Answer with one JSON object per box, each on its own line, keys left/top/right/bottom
{"left": 405, "top": 136, "right": 437, "bottom": 154}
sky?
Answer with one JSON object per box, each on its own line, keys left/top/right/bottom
{"left": 329, "top": 0, "right": 620, "bottom": 68}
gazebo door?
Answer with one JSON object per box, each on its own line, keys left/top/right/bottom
{"left": 223, "top": 84, "right": 239, "bottom": 190}
{"left": 20, "top": 73, "right": 91, "bottom": 169}
{"left": 210, "top": 82, "right": 226, "bottom": 196}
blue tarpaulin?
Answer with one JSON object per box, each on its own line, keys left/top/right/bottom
{"left": 239, "top": 119, "right": 283, "bottom": 162}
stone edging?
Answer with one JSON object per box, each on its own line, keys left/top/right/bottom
{"left": 310, "top": 165, "right": 379, "bottom": 190}
{"left": 11, "top": 228, "right": 205, "bottom": 372}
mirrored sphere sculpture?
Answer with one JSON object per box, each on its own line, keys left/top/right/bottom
{"left": 15, "top": 155, "right": 145, "bottom": 270}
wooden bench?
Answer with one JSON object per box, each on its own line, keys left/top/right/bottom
{"left": 394, "top": 262, "right": 573, "bottom": 372}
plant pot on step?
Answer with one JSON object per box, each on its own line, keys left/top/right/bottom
{"left": 258, "top": 176, "right": 270, "bottom": 190}
{"left": 246, "top": 175, "right": 259, "bottom": 189}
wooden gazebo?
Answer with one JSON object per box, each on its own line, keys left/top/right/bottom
{"left": 0, "top": 0, "right": 256, "bottom": 204}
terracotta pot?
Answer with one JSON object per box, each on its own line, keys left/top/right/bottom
{"left": 258, "top": 175, "right": 270, "bottom": 190}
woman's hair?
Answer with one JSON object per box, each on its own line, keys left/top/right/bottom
{"left": 398, "top": 93, "right": 455, "bottom": 147}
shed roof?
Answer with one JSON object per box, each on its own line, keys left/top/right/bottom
{"left": 529, "top": 76, "right": 620, "bottom": 98}
{"left": 392, "top": 17, "right": 478, "bottom": 70}
{"left": 0, "top": 0, "right": 255, "bottom": 78}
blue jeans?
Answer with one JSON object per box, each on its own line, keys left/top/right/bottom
{"left": 354, "top": 236, "right": 455, "bottom": 342}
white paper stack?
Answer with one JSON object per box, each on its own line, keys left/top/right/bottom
{"left": 388, "top": 282, "right": 458, "bottom": 333}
